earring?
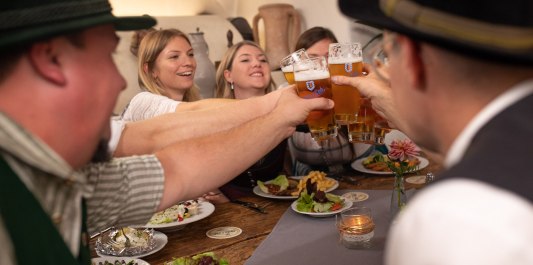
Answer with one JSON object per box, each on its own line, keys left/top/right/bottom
{"left": 230, "top": 82, "right": 234, "bottom": 90}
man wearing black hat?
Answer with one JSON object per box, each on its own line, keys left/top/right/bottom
{"left": 334, "top": 0, "right": 533, "bottom": 264}
{"left": 0, "top": 1, "right": 333, "bottom": 264}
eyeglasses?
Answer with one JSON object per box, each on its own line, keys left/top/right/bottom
{"left": 369, "top": 34, "right": 392, "bottom": 83}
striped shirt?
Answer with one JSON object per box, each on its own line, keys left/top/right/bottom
{"left": 0, "top": 112, "right": 164, "bottom": 263}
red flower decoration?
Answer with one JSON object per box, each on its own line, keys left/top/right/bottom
{"left": 387, "top": 139, "right": 421, "bottom": 176}
{"left": 388, "top": 139, "right": 420, "bottom": 161}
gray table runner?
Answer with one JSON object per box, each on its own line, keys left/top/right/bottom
{"left": 246, "top": 190, "right": 415, "bottom": 265}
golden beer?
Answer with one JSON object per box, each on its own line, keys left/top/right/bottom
{"left": 281, "top": 65, "right": 295, "bottom": 85}
{"left": 347, "top": 97, "right": 391, "bottom": 144}
{"left": 374, "top": 116, "right": 391, "bottom": 145}
{"left": 280, "top": 48, "right": 309, "bottom": 85}
{"left": 294, "top": 67, "right": 337, "bottom": 142}
{"left": 348, "top": 97, "right": 375, "bottom": 143}
{"left": 328, "top": 60, "right": 364, "bottom": 124}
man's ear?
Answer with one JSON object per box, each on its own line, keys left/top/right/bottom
{"left": 28, "top": 40, "right": 67, "bottom": 85}
{"left": 397, "top": 35, "right": 426, "bottom": 91}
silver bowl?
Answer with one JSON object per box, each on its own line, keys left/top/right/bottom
{"left": 95, "top": 227, "right": 156, "bottom": 257}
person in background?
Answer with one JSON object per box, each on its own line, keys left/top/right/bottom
{"left": 216, "top": 41, "right": 276, "bottom": 98}
{"left": 0, "top": 1, "right": 333, "bottom": 263}
{"left": 108, "top": 28, "right": 237, "bottom": 156}
{"left": 213, "top": 40, "right": 289, "bottom": 201}
{"left": 120, "top": 28, "right": 202, "bottom": 122}
{"left": 288, "top": 27, "right": 366, "bottom": 176}
{"left": 336, "top": 0, "right": 533, "bottom": 264}
{"left": 294, "top": 26, "right": 338, "bottom": 58}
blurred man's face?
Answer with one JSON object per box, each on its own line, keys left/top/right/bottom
{"left": 66, "top": 25, "right": 125, "bottom": 168}
{"left": 385, "top": 31, "right": 437, "bottom": 152}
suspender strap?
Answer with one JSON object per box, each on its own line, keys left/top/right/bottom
{"left": 0, "top": 157, "right": 90, "bottom": 265}
{"left": 78, "top": 200, "right": 91, "bottom": 265}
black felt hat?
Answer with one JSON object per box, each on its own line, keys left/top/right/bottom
{"left": 338, "top": 0, "right": 533, "bottom": 64}
{"left": 0, "top": 0, "right": 156, "bottom": 49}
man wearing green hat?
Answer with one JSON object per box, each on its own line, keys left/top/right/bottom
{"left": 335, "top": 0, "right": 533, "bottom": 264}
{"left": 0, "top": 1, "right": 333, "bottom": 264}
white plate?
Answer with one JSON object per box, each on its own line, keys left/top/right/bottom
{"left": 252, "top": 176, "right": 339, "bottom": 200}
{"left": 351, "top": 156, "right": 429, "bottom": 175}
{"left": 144, "top": 201, "right": 215, "bottom": 231}
{"left": 97, "top": 231, "right": 167, "bottom": 259}
{"left": 291, "top": 200, "right": 353, "bottom": 217}
{"left": 91, "top": 257, "right": 150, "bottom": 265}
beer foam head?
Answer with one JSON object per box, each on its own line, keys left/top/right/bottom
{"left": 328, "top": 57, "right": 362, "bottom": 65}
{"left": 281, "top": 65, "right": 293, "bottom": 73}
{"left": 294, "top": 69, "right": 330, "bottom": 81}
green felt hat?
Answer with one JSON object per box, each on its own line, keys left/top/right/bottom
{"left": 339, "top": 0, "right": 533, "bottom": 64}
{"left": 0, "top": 0, "right": 156, "bottom": 49}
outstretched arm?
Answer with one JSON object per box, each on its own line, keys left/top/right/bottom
{"left": 114, "top": 88, "right": 286, "bottom": 157}
{"left": 155, "top": 87, "right": 333, "bottom": 210}
{"left": 174, "top": 97, "right": 235, "bottom": 112}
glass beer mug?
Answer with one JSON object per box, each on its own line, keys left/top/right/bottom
{"left": 328, "top": 42, "right": 364, "bottom": 126}
{"left": 280, "top": 48, "right": 310, "bottom": 85}
{"left": 293, "top": 56, "right": 337, "bottom": 142}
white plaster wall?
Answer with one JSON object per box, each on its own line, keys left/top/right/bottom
{"left": 236, "top": 0, "right": 352, "bottom": 42}
{"left": 110, "top": 0, "right": 382, "bottom": 53}
{"left": 110, "top": 0, "right": 230, "bottom": 17}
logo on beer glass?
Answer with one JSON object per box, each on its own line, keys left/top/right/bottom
{"left": 344, "top": 62, "right": 353, "bottom": 73}
{"left": 315, "top": 86, "right": 325, "bottom": 96}
{"left": 306, "top": 80, "right": 315, "bottom": 91}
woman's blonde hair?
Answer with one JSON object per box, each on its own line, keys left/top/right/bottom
{"left": 137, "top": 28, "right": 201, "bottom": 102}
{"left": 215, "top": 40, "right": 275, "bottom": 99}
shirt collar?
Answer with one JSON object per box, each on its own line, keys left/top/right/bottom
{"left": 0, "top": 112, "right": 84, "bottom": 183}
{"left": 445, "top": 79, "right": 533, "bottom": 168}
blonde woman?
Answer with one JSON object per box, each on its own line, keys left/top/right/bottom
{"left": 215, "top": 40, "right": 276, "bottom": 98}
{"left": 121, "top": 28, "right": 205, "bottom": 122}
{"left": 214, "top": 41, "right": 290, "bottom": 200}
{"left": 111, "top": 28, "right": 232, "bottom": 155}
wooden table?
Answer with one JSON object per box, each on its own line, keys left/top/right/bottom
{"left": 90, "top": 157, "right": 442, "bottom": 265}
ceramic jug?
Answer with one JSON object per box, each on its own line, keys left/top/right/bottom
{"left": 189, "top": 28, "right": 217, "bottom": 99}
{"left": 253, "top": 3, "right": 301, "bottom": 70}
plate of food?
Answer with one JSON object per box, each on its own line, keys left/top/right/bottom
{"left": 291, "top": 181, "right": 352, "bottom": 217}
{"left": 252, "top": 171, "right": 338, "bottom": 199}
{"left": 145, "top": 200, "right": 215, "bottom": 231}
{"left": 95, "top": 228, "right": 167, "bottom": 259}
{"left": 91, "top": 257, "right": 150, "bottom": 265}
{"left": 351, "top": 152, "right": 429, "bottom": 175}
